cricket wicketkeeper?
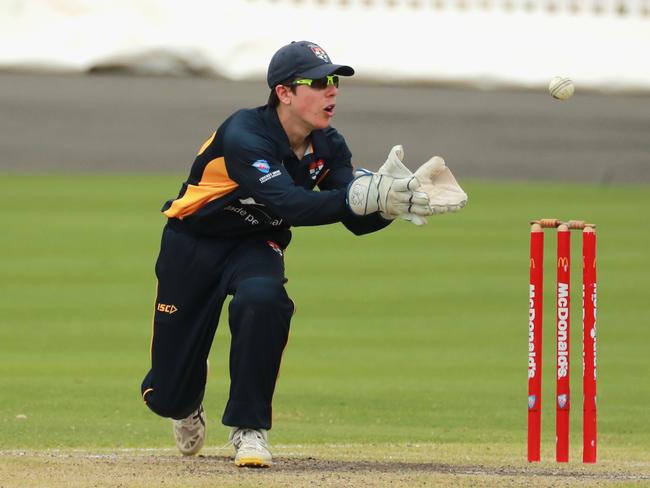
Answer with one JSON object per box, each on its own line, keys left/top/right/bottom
{"left": 140, "top": 40, "right": 467, "bottom": 467}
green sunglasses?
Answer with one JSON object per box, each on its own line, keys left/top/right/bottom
{"left": 291, "top": 75, "right": 339, "bottom": 90}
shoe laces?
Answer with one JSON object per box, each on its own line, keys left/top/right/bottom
{"left": 230, "top": 428, "right": 268, "bottom": 451}
{"left": 177, "top": 406, "right": 205, "bottom": 430}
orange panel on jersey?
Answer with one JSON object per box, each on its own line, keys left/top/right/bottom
{"left": 163, "top": 157, "right": 239, "bottom": 219}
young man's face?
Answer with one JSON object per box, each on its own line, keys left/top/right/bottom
{"left": 288, "top": 77, "right": 338, "bottom": 130}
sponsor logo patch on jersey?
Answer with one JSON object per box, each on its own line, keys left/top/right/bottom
{"left": 309, "top": 159, "right": 325, "bottom": 180}
{"left": 259, "top": 169, "right": 281, "bottom": 184}
{"left": 252, "top": 160, "right": 270, "bottom": 174}
{"left": 308, "top": 44, "right": 330, "bottom": 62}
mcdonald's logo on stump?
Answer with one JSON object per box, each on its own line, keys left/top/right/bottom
{"left": 527, "top": 219, "right": 598, "bottom": 464}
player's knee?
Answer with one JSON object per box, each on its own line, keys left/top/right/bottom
{"left": 230, "top": 277, "right": 292, "bottom": 317}
{"left": 141, "top": 370, "right": 205, "bottom": 419}
{"left": 142, "top": 390, "right": 200, "bottom": 420}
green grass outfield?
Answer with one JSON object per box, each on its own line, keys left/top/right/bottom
{"left": 1, "top": 174, "right": 648, "bottom": 462}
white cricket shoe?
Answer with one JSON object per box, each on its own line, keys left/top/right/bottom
{"left": 172, "top": 404, "right": 206, "bottom": 456}
{"left": 229, "top": 427, "right": 272, "bottom": 467}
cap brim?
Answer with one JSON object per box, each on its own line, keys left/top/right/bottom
{"left": 298, "top": 63, "right": 355, "bottom": 80}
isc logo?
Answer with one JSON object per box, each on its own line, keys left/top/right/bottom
{"left": 157, "top": 303, "right": 178, "bottom": 314}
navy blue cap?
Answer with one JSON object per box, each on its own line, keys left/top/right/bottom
{"left": 267, "top": 41, "right": 355, "bottom": 88}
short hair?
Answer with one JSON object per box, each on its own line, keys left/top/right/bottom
{"left": 268, "top": 81, "right": 297, "bottom": 108}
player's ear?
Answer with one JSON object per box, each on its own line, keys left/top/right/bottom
{"left": 276, "top": 85, "right": 293, "bottom": 105}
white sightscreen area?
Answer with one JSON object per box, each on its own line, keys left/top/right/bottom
{"left": 1, "top": 0, "right": 649, "bottom": 91}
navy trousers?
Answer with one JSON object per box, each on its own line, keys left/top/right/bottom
{"left": 141, "top": 223, "right": 294, "bottom": 429}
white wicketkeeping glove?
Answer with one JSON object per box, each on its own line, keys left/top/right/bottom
{"left": 346, "top": 166, "right": 431, "bottom": 218}
{"left": 414, "top": 156, "right": 468, "bottom": 214}
{"left": 376, "top": 145, "right": 428, "bottom": 226}
{"left": 376, "top": 145, "right": 468, "bottom": 221}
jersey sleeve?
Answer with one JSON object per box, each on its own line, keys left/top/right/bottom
{"left": 223, "top": 126, "right": 348, "bottom": 227}
{"left": 318, "top": 132, "right": 393, "bottom": 236}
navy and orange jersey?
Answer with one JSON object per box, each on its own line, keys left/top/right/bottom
{"left": 162, "top": 104, "right": 390, "bottom": 243}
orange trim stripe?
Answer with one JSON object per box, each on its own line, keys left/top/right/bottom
{"left": 197, "top": 132, "right": 216, "bottom": 156}
{"left": 142, "top": 388, "right": 154, "bottom": 402}
{"left": 150, "top": 282, "right": 158, "bottom": 361}
{"left": 163, "top": 157, "right": 239, "bottom": 219}
{"left": 143, "top": 282, "right": 158, "bottom": 405}
{"left": 314, "top": 168, "right": 330, "bottom": 187}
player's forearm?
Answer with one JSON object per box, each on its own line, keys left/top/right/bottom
{"left": 262, "top": 186, "right": 349, "bottom": 227}
{"left": 339, "top": 212, "right": 393, "bottom": 236}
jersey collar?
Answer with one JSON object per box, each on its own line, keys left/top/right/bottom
{"left": 262, "top": 105, "right": 332, "bottom": 161}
